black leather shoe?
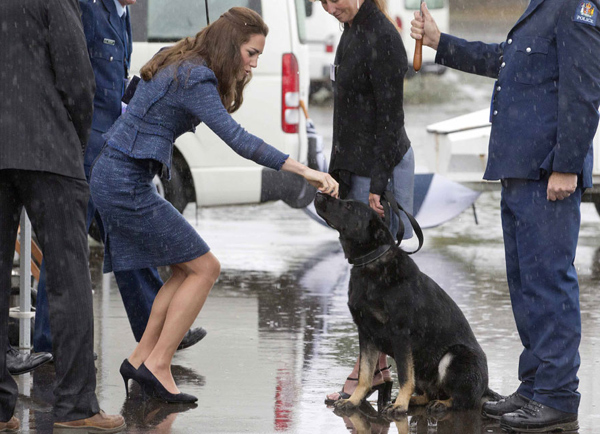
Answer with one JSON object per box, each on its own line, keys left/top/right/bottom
{"left": 6, "top": 345, "right": 53, "bottom": 375}
{"left": 500, "top": 400, "right": 578, "bottom": 432}
{"left": 177, "top": 327, "right": 207, "bottom": 351}
{"left": 482, "top": 392, "right": 530, "bottom": 419}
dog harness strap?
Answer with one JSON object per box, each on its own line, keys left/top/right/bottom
{"left": 381, "top": 190, "right": 424, "bottom": 254}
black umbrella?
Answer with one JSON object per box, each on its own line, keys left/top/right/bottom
{"left": 205, "top": 0, "right": 210, "bottom": 26}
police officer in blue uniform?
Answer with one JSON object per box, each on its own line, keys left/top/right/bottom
{"left": 411, "top": 0, "right": 600, "bottom": 431}
{"left": 34, "top": 0, "right": 207, "bottom": 355}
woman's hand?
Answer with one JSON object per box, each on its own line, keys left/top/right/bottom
{"left": 369, "top": 193, "right": 385, "bottom": 218}
{"left": 281, "top": 157, "right": 339, "bottom": 197}
{"left": 304, "top": 167, "right": 339, "bottom": 198}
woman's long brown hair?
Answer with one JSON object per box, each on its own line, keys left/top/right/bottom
{"left": 140, "top": 7, "right": 268, "bottom": 113}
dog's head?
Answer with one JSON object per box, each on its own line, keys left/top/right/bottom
{"left": 314, "top": 193, "right": 396, "bottom": 261}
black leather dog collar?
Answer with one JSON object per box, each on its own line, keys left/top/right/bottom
{"left": 347, "top": 244, "right": 393, "bottom": 267}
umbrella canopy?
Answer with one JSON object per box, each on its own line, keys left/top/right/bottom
{"left": 412, "top": 173, "right": 480, "bottom": 228}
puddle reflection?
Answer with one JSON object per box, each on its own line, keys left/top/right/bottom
{"left": 328, "top": 403, "right": 507, "bottom": 434}
{"left": 11, "top": 196, "right": 600, "bottom": 433}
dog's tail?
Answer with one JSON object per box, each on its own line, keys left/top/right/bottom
{"left": 483, "top": 388, "right": 504, "bottom": 402}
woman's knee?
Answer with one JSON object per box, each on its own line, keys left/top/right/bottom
{"left": 180, "top": 252, "right": 220, "bottom": 283}
{"left": 203, "top": 253, "right": 221, "bottom": 283}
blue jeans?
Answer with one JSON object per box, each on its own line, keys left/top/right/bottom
{"left": 346, "top": 147, "right": 415, "bottom": 240}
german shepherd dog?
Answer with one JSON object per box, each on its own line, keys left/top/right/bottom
{"left": 314, "top": 193, "right": 500, "bottom": 418}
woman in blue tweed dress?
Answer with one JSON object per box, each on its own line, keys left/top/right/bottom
{"left": 89, "top": 7, "right": 339, "bottom": 403}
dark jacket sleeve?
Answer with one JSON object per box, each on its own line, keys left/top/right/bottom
{"left": 553, "top": 0, "right": 600, "bottom": 174}
{"left": 48, "top": 0, "right": 95, "bottom": 149}
{"left": 369, "top": 31, "right": 410, "bottom": 195}
{"left": 435, "top": 33, "right": 504, "bottom": 79}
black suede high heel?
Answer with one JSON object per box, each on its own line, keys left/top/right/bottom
{"left": 120, "top": 359, "right": 140, "bottom": 398}
{"left": 137, "top": 363, "right": 198, "bottom": 403}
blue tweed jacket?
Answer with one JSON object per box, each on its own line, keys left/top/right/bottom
{"left": 104, "top": 62, "right": 288, "bottom": 179}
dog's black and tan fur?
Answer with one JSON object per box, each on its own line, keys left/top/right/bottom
{"left": 314, "top": 194, "right": 499, "bottom": 417}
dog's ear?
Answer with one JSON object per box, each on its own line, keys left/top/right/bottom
{"left": 368, "top": 213, "right": 396, "bottom": 245}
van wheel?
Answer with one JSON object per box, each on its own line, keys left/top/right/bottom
{"left": 157, "top": 162, "right": 188, "bottom": 213}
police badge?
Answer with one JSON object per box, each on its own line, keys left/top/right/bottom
{"left": 574, "top": 1, "right": 597, "bottom": 26}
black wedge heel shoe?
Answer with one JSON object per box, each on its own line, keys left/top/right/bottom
{"left": 137, "top": 363, "right": 198, "bottom": 404}
{"left": 120, "top": 359, "right": 140, "bottom": 398}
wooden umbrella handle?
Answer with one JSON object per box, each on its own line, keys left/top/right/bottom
{"left": 413, "top": 0, "right": 425, "bottom": 72}
{"left": 413, "top": 38, "right": 423, "bottom": 72}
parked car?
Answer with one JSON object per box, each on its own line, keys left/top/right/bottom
{"left": 424, "top": 108, "right": 600, "bottom": 214}
{"left": 304, "top": 0, "right": 449, "bottom": 91}
{"left": 128, "top": 0, "right": 316, "bottom": 212}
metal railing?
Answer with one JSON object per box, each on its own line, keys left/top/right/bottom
{"left": 10, "top": 210, "right": 35, "bottom": 349}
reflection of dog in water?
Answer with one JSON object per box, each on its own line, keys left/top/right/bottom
{"left": 334, "top": 402, "right": 503, "bottom": 434}
{"left": 314, "top": 194, "right": 501, "bottom": 418}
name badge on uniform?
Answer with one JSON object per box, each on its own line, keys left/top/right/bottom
{"left": 330, "top": 64, "right": 338, "bottom": 82}
{"left": 103, "top": 38, "right": 116, "bottom": 45}
{"left": 573, "top": 1, "right": 597, "bottom": 26}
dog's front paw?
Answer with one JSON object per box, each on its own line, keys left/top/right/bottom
{"left": 426, "top": 399, "right": 450, "bottom": 415}
{"left": 333, "top": 398, "right": 360, "bottom": 415}
{"left": 382, "top": 404, "right": 408, "bottom": 420}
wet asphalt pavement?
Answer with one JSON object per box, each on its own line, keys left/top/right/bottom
{"left": 11, "top": 9, "right": 600, "bottom": 433}
{"left": 13, "top": 189, "right": 600, "bottom": 433}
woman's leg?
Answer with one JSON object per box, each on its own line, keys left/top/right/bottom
{"left": 129, "top": 252, "right": 221, "bottom": 393}
{"left": 327, "top": 354, "right": 391, "bottom": 400}
{"left": 128, "top": 267, "right": 187, "bottom": 368}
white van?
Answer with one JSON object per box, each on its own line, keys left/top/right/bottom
{"left": 129, "top": 0, "right": 313, "bottom": 211}
{"left": 303, "top": 0, "right": 341, "bottom": 91}
{"left": 304, "top": 0, "right": 449, "bottom": 88}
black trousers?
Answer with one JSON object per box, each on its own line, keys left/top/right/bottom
{"left": 0, "top": 169, "right": 99, "bottom": 421}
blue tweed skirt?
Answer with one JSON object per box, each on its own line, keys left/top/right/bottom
{"left": 89, "top": 145, "right": 209, "bottom": 273}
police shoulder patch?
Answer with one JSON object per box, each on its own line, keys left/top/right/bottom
{"left": 573, "top": 1, "right": 598, "bottom": 26}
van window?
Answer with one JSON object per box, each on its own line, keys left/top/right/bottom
{"left": 295, "top": 0, "right": 308, "bottom": 43}
{"left": 405, "top": 0, "right": 444, "bottom": 9}
{"left": 147, "top": 0, "right": 262, "bottom": 42}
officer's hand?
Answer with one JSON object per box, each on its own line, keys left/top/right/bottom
{"left": 547, "top": 172, "right": 577, "bottom": 201}
{"left": 410, "top": 2, "right": 441, "bottom": 50}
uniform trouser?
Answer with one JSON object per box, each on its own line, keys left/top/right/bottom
{"left": 346, "top": 147, "right": 415, "bottom": 239}
{"left": 0, "top": 169, "right": 99, "bottom": 421}
{"left": 34, "top": 130, "right": 162, "bottom": 351}
{"left": 500, "top": 177, "right": 581, "bottom": 414}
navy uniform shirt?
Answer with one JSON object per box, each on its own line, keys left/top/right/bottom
{"left": 80, "top": 0, "right": 132, "bottom": 133}
{"left": 436, "top": 0, "right": 600, "bottom": 187}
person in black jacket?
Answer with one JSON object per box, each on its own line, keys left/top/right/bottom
{"left": 0, "top": 0, "right": 124, "bottom": 431}
{"left": 314, "top": 0, "right": 415, "bottom": 405}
